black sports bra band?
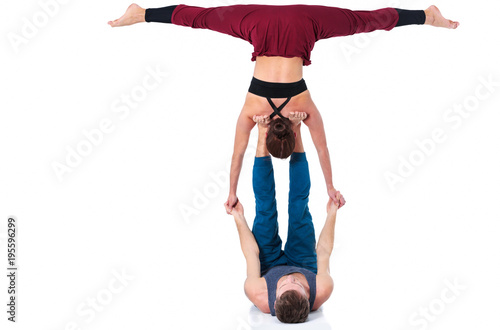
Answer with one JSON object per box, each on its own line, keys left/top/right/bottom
{"left": 267, "top": 97, "right": 291, "bottom": 119}
{"left": 248, "top": 77, "right": 308, "bottom": 98}
{"left": 249, "top": 77, "right": 307, "bottom": 119}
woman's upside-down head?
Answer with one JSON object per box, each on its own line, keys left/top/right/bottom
{"left": 266, "top": 117, "right": 295, "bottom": 159}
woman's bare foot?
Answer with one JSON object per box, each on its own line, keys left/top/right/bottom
{"left": 108, "top": 3, "right": 146, "bottom": 27}
{"left": 288, "top": 112, "right": 307, "bottom": 126}
{"left": 424, "top": 5, "right": 459, "bottom": 29}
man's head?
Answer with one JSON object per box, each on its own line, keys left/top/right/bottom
{"left": 266, "top": 118, "right": 295, "bottom": 159}
{"left": 274, "top": 275, "right": 310, "bottom": 323}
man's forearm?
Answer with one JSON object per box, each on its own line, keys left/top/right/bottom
{"left": 234, "top": 215, "right": 260, "bottom": 259}
{"left": 316, "top": 212, "right": 337, "bottom": 256}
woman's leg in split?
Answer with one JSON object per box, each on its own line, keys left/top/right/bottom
{"left": 421, "top": 6, "right": 459, "bottom": 29}
{"left": 108, "top": 4, "right": 146, "bottom": 27}
{"left": 312, "top": 5, "right": 458, "bottom": 40}
{"left": 394, "top": 6, "right": 458, "bottom": 29}
{"left": 252, "top": 115, "right": 287, "bottom": 276}
{"left": 108, "top": 4, "right": 458, "bottom": 30}
{"left": 108, "top": 4, "right": 181, "bottom": 27}
{"left": 284, "top": 113, "right": 318, "bottom": 274}
{"left": 109, "top": 3, "right": 255, "bottom": 42}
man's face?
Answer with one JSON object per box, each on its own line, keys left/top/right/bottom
{"left": 276, "top": 274, "right": 307, "bottom": 299}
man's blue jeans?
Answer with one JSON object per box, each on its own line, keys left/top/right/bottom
{"left": 252, "top": 152, "right": 317, "bottom": 276}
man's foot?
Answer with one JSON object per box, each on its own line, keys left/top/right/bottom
{"left": 424, "top": 5, "right": 459, "bottom": 29}
{"left": 253, "top": 115, "right": 270, "bottom": 157}
{"left": 108, "top": 3, "right": 146, "bottom": 27}
{"left": 253, "top": 115, "right": 271, "bottom": 128}
{"left": 288, "top": 112, "right": 307, "bottom": 126}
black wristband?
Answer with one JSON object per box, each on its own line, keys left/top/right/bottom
{"left": 145, "top": 5, "right": 178, "bottom": 24}
{"left": 395, "top": 9, "right": 426, "bottom": 27}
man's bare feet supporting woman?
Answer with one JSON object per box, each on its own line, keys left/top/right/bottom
{"left": 253, "top": 114, "right": 272, "bottom": 158}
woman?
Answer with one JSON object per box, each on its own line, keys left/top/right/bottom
{"left": 108, "top": 4, "right": 459, "bottom": 211}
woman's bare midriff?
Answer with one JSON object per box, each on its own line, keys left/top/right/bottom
{"left": 253, "top": 56, "right": 304, "bottom": 83}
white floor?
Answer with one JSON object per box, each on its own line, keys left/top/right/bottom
{"left": 1, "top": 0, "right": 500, "bottom": 329}
{"left": 242, "top": 305, "right": 331, "bottom": 329}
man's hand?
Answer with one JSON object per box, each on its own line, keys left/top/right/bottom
{"left": 328, "top": 187, "right": 345, "bottom": 208}
{"left": 230, "top": 201, "right": 244, "bottom": 218}
{"left": 224, "top": 194, "right": 239, "bottom": 214}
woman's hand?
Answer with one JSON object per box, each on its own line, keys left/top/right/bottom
{"left": 224, "top": 194, "right": 239, "bottom": 214}
{"left": 326, "top": 192, "right": 341, "bottom": 215}
{"left": 328, "top": 187, "right": 345, "bottom": 208}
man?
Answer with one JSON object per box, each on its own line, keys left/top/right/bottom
{"left": 228, "top": 112, "right": 340, "bottom": 323}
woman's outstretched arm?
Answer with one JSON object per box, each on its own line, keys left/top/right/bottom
{"left": 225, "top": 111, "right": 256, "bottom": 214}
{"left": 303, "top": 106, "right": 346, "bottom": 208}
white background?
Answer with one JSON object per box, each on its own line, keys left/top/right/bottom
{"left": 1, "top": 0, "right": 500, "bottom": 329}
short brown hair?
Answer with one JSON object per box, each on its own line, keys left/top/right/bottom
{"left": 266, "top": 118, "right": 295, "bottom": 159}
{"left": 275, "top": 290, "right": 310, "bottom": 323}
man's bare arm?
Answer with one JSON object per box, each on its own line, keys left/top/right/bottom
{"left": 230, "top": 202, "right": 269, "bottom": 311}
{"left": 312, "top": 197, "right": 339, "bottom": 310}
{"left": 316, "top": 198, "right": 338, "bottom": 261}
{"left": 233, "top": 211, "right": 261, "bottom": 278}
